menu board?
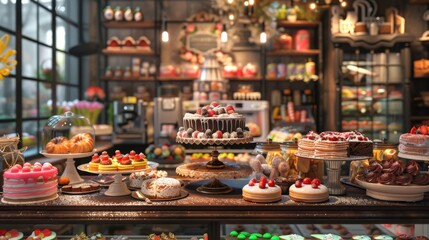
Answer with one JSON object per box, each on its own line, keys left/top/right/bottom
{"left": 186, "top": 32, "right": 220, "bottom": 54}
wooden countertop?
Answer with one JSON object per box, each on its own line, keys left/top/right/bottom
{"left": 0, "top": 178, "right": 428, "bottom": 224}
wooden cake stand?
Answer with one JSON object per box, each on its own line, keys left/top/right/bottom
{"left": 176, "top": 137, "right": 253, "bottom": 194}
{"left": 295, "top": 153, "right": 370, "bottom": 195}
{"left": 77, "top": 161, "right": 158, "bottom": 196}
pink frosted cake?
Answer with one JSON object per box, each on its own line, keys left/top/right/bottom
{"left": 3, "top": 162, "right": 58, "bottom": 203}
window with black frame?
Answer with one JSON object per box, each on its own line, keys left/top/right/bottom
{"left": 0, "top": 0, "right": 83, "bottom": 158}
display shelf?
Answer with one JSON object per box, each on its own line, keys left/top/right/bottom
{"left": 341, "top": 82, "right": 404, "bottom": 87}
{"left": 276, "top": 20, "right": 320, "bottom": 28}
{"left": 226, "top": 76, "right": 262, "bottom": 81}
{"left": 332, "top": 33, "right": 414, "bottom": 50}
{"left": 157, "top": 77, "right": 197, "bottom": 81}
{"left": 103, "top": 21, "right": 157, "bottom": 29}
{"left": 102, "top": 49, "right": 155, "bottom": 56}
{"left": 267, "top": 49, "right": 320, "bottom": 57}
{"left": 411, "top": 115, "right": 429, "bottom": 120}
{"left": 101, "top": 76, "right": 155, "bottom": 81}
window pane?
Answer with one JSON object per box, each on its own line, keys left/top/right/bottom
{"left": 56, "top": 0, "right": 78, "bottom": 22}
{"left": 57, "top": 51, "right": 78, "bottom": 84}
{"left": 39, "top": 45, "right": 52, "bottom": 80}
{"left": 38, "top": 0, "right": 52, "bottom": 10}
{"left": 57, "top": 85, "right": 78, "bottom": 104}
{"left": 22, "top": 39, "right": 38, "bottom": 78}
{"left": 22, "top": 1, "right": 37, "bottom": 40}
{"left": 0, "top": 78, "right": 16, "bottom": 119}
{"left": 39, "top": 6, "right": 52, "bottom": 46}
{"left": 22, "top": 79, "right": 37, "bottom": 118}
{"left": 0, "top": 0, "right": 16, "bottom": 31}
{"left": 22, "top": 120, "right": 38, "bottom": 157}
{"left": 0, "top": 31, "right": 16, "bottom": 75}
{"left": 0, "top": 122, "right": 16, "bottom": 136}
{"left": 39, "top": 82, "right": 52, "bottom": 118}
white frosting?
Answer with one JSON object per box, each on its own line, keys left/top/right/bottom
{"left": 141, "top": 177, "right": 181, "bottom": 199}
{"left": 129, "top": 170, "right": 168, "bottom": 188}
{"left": 242, "top": 184, "right": 282, "bottom": 203}
{"left": 289, "top": 183, "right": 329, "bottom": 203}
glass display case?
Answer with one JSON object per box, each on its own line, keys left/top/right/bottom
{"left": 333, "top": 34, "right": 413, "bottom": 143}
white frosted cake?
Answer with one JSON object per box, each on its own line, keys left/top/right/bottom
{"left": 129, "top": 170, "right": 168, "bottom": 188}
{"left": 140, "top": 177, "right": 181, "bottom": 199}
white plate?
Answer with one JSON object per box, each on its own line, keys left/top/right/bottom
{"left": 40, "top": 150, "right": 96, "bottom": 159}
{"left": 1, "top": 194, "right": 59, "bottom": 205}
{"left": 295, "top": 153, "right": 370, "bottom": 161}
{"left": 398, "top": 152, "right": 429, "bottom": 161}
{"left": 77, "top": 161, "right": 159, "bottom": 175}
{"left": 355, "top": 178, "right": 429, "bottom": 202}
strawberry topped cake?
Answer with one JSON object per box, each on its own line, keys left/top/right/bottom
{"left": 315, "top": 132, "right": 348, "bottom": 158}
{"left": 0, "top": 229, "right": 23, "bottom": 240}
{"left": 242, "top": 176, "right": 282, "bottom": 203}
{"left": 399, "top": 125, "right": 429, "bottom": 157}
{"left": 3, "top": 162, "right": 58, "bottom": 203}
{"left": 298, "top": 131, "right": 320, "bottom": 157}
{"left": 289, "top": 177, "right": 329, "bottom": 203}
{"left": 26, "top": 229, "right": 56, "bottom": 240}
{"left": 176, "top": 101, "right": 253, "bottom": 144}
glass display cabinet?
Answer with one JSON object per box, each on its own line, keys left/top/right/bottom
{"left": 332, "top": 34, "right": 413, "bottom": 143}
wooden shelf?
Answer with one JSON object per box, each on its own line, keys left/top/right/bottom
{"left": 102, "top": 48, "right": 155, "bottom": 56}
{"left": 101, "top": 76, "right": 155, "bottom": 81}
{"left": 276, "top": 20, "right": 320, "bottom": 28}
{"left": 103, "top": 21, "right": 157, "bottom": 29}
{"left": 267, "top": 49, "right": 320, "bottom": 56}
{"left": 411, "top": 116, "right": 429, "bottom": 120}
{"left": 158, "top": 77, "right": 197, "bottom": 81}
{"left": 226, "top": 76, "right": 262, "bottom": 81}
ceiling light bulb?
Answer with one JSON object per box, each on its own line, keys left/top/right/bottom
{"left": 162, "top": 30, "right": 169, "bottom": 42}
{"left": 309, "top": 2, "right": 317, "bottom": 10}
{"left": 227, "top": 0, "right": 233, "bottom": 4}
{"left": 260, "top": 32, "right": 267, "bottom": 44}
{"left": 221, "top": 31, "right": 228, "bottom": 43}
{"left": 229, "top": 14, "right": 235, "bottom": 21}
{"left": 340, "top": 1, "right": 347, "bottom": 7}
{"left": 244, "top": 1, "right": 249, "bottom": 6}
{"left": 249, "top": 0, "right": 255, "bottom": 5}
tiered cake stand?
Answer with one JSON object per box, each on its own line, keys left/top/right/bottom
{"left": 176, "top": 138, "right": 253, "bottom": 194}
{"left": 295, "top": 153, "right": 370, "bottom": 195}
{"left": 77, "top": 161, "right": 158, "bottom": 196}
{"left": 41, "top": 150, "right": 97, "bottom": 184}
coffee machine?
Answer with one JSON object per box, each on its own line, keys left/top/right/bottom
{"left": 113, "top": 100, "right": 148, "bottom": 144}
{"left": 154, "top": 97, "right": 182, "bottom": 145}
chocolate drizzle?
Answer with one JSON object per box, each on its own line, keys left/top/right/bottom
{"left": 382, "top": 161, "right": 404, "bottom": 176}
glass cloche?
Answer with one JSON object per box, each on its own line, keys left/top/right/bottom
{"left": 42, "top": 111, "right": 95, "bottom": 154}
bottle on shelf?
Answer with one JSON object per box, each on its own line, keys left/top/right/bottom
{"left": 114, "top": 7, "right": 123, "bottom": 21}
{"left": 103, "top": 6, "right": 114, "bottom": 21}
{"left": 134, "top": 7, "right": 144, "bottom": 21}
{"left": 124, "top": 6, "right": 134, "bottom": 22}
{"left": 305, "top": 58, "right": 316, "bottom": 76}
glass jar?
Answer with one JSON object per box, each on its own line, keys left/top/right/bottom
{"left": 254, "top": 139, "right": 282, "bottom": 167}
{"left": 42, "top": 111, "right": 95, "bottom": 154}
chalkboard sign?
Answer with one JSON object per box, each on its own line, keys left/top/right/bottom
{"left": 186, "top": 32, "right": 220, "bottom": 54}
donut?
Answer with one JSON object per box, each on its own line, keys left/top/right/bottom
{"left": 68, "top": 133, "right": 94, "bottom": 153}
{"left": 46, "top": 137, "right": 70, "bottom": 154}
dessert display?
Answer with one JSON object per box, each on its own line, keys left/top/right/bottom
{"left": 105, "top": 36, "right": 152, "bottom": 52}
{"left": 70, "top": 232, "right": 106, "bottom": 240}
{"left": 128, "top": 170, "right": 168, "bottom": 188}
{"left": 45, "top": 133, "right": 94, "bottom": 154}
{"left": 176, "top": 101, "right": 253, "bottom": 144}
{"left": 147, "top": 232, "right": 176, "bottom": 240}
{"left": 140, "top": 177, "right": 182, "bottom": 199}
{"left": 289, "top": 178, "right": 329, "bottom": 203}
{"left": 87, "top": 150, "right": 148, "bottom": 172}
{"left": 144, "top": 144, "right": 186, "bottom": 164}
{"left": 398, "top": 126, "right": 429, "bottom": 157}
{"left": 61, "top": 182, "right": 100, "bottom": 194}
{"left": 2, "top": 162, "right": 58, "bottom": 203}
{"left": 242, "top": 177, "right": 282, "bottom": 203}
{"left": 26, "top": 229, "right": 57, "bottom": 240}
{"left": 0, "top": 230, "right": 23, "bottom": 240}
{"left": 226, "top": 230, "right": 281, "bottom": 240}
{"left": 311, "top": 234, "right": 343, "bottom": 240}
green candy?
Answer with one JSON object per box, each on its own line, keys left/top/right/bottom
{"left": 237, "top": 233, "right": 246, "bottom": 240}
{"left": 249, "top": 235, "right": 258, "bottom": 240}
{"left": 240, "top": 232, "right": 250, "bottom": 237}
{"left": 253, "top": 233, "right": 262, "bottom": 238}
{"left": 229, "top": 231, "right": 238, "bottom": 237}
{"left": 271, "top": 236, "right": 280, "bottom": 240}
{"left": 263, "top": 233, "right": 272, "bottom": 239}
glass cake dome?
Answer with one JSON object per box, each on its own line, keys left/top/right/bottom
{"left": 42, "top": 111, "right": 95, "bottom": 154}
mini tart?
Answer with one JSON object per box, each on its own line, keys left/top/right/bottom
{"left": 132, "top": 158, "right": 148, "bottom": 170}
{"left": 311, "top": 234, "right": 343, "bottom": 240}
{"left": 117, "top": 162, "right": 134, "bottom": 171}
{"left": 29, "top": 229, "right": 57, "bottom": 240}
{"left": 0, "top": 229, "right": 23, "bottom": 240}
{"left": 88, "top": 162, "right": 99, "bottom": 171}
{"left": 98, "top": 161, "right": 117, "bottom": 172}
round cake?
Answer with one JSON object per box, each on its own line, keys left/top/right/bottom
{"left": 0, "top": 229, "right": 23, "bottom": 240}
{"left": 140, "top": 177, "right": 181, "bottom": 199}
{"left": 26, "top": 229, "right": 57, "bottom": 240}
{"left": 298, "top": 131, "right": 320, "bottom": 157}
{"left": 399, "top": 126, "right": 429, "bottom": 156}
{"left": 315, "top": 132, "right": 348, "bottom": 159}
{"left": 176, "top": 101, "right": 253, "bottom": 144}
{"left": 289, "top": 178, "right": 329, "bottom": 203}
{"left": 242, "top": 177, "right": 282, "bottom": 203}
{"left": 129, "top": 170, "right": 168, "bottom": 188}
{"left": 3, "top": 163, "right": 58, "bottom": 203}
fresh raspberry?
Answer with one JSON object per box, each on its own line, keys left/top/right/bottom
{"left": 311, "top": 178, "right": 321, "bottom": 186}
{"left": 267, "top": 179, "right": 275, "bottom": 187}
{"left": 303, "top": 177, "right": 312, "bottom": 184}
{"left": 295, "top": 180, "right": 302, "bottom": 188}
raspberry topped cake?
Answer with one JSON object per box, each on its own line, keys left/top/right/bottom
{"left": 298, "top": 131, "right": 320, "bottom": 157}
{"left": 242, "top": 176, "right": 282, "bottom": 203}
{"left": 342, "top": 131, "right": 373, "bottom": 157}
{"left": 399, "top": 125, "right": 429, "bottom": 156}
{"left": 26, "top": 229, "right": 57, "bottom": 240}
{"left": 289, "top": 177, "right": 329, "bottom": 203}
{"left": 176, "top": 101, "right": 252, "bottom": 144}
{"left": 0, "top": 230, "right": 23, "bottom": 240}
{"left": 315, "top": 132, "right": 348, "bottom": 158}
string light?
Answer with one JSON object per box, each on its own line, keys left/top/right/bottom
{"left": 227, "top": 0, "right": 233, "bottom": 4}
{"left": 161, "top": 16, "right": 169, "bottom": 43}
{"left": 340, "top": 1, "right": 347, "bottom": 7}
{"left": 260, "top": 21, "right": 267, "bottom": 44}
{"left": 309, "top": 2, "right": 317, "bottom": 10}
{"left": 228, "top": 13, "right": 235, "bottom": 21}
{"left": 221, "top": 24, "right": 228, "bottom": 43}
{"left": 249, "top": 0, "right": 254, "bottom": 5}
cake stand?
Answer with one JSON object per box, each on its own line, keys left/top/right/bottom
{"left": 295, "top": 153, "right": 370, "bottom": 195}
{"left": 40, "top": 150, "right": 97, "bottom": 184}
{"left": 77, "top": 161, "right": 158, "bottom": 196}
{"left": 176, "top": 137, "right": 253, "bottom": 194}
